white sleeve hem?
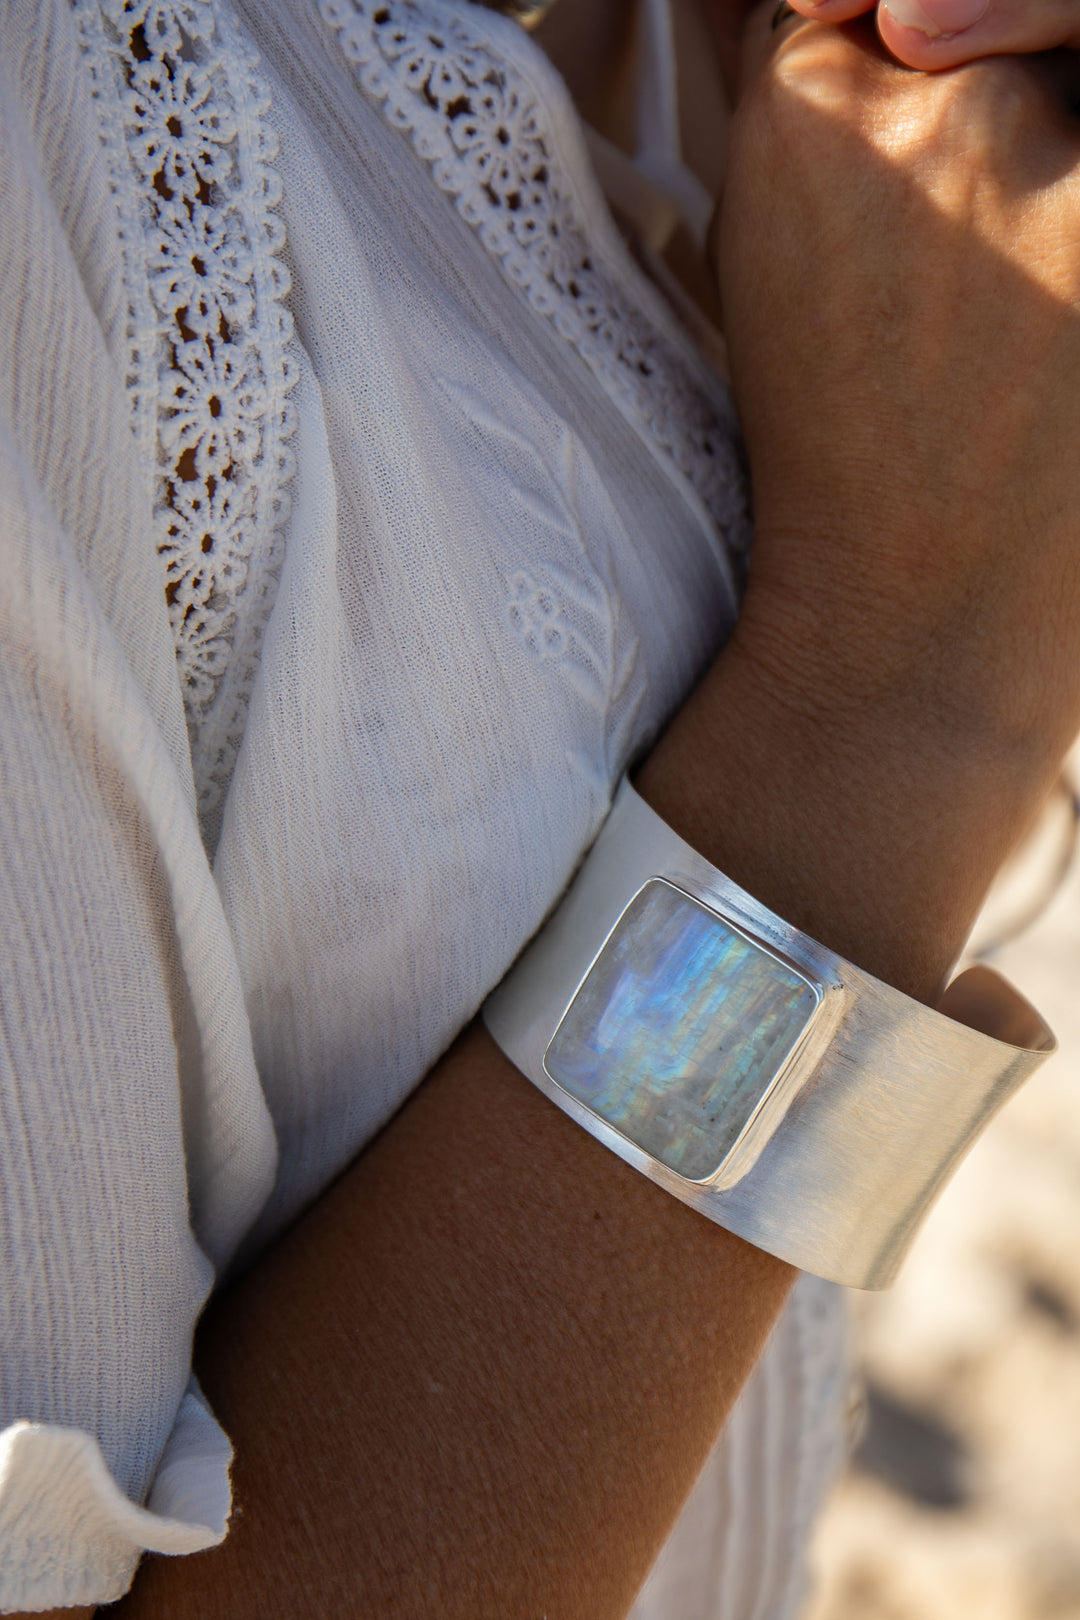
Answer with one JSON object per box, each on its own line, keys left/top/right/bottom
{"left": 0, "top": 1379, "right": 232, "bottom": 1613}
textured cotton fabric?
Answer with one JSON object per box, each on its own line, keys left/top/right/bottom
{"left": 0, "top": 0, "right": 849, "bottom": 1610}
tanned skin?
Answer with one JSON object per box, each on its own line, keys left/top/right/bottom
{"left": 26, "top": 3, "right": 1080, "bottom": 1615}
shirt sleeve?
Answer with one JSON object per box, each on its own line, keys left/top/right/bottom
{"left": 0, "top": 414, "right": 276, "bottom": 1611}
{"left": 0, "top": 12, "right": 278, "bottom": 1605}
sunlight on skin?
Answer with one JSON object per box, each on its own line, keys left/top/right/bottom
{"left": 748, "top": 11, "right": 1080, "bottom": 307}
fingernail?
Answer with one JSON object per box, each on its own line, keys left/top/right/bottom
{"left": 881, "top": 0, "right": 989, "bottom": 38}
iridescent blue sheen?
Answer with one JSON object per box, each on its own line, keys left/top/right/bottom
{"left": 544, "top": 880, "right": 819, "bottom": 1180}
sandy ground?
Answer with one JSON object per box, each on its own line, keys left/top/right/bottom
{"left": 804, "top": 755, "right": 1080, "bottom": 1620}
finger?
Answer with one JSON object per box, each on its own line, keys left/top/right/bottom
{"left": 877, "top": 0, "right": 1080, "bottom": 70}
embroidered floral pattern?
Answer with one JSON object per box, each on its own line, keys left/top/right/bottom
{"left": 75, "top": 0, "right": 297, "bottom": 848}
{"left": 506, "top": 570, "right": 567, "bottom": 662}
{"left": 320, "top": 0, "right": 749, "bottom": 555}
{"left": 446, "top": 379, "right": 647, "bottom": 794}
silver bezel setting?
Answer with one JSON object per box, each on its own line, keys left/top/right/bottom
{"left": 540, "top": 877, "right": 830, "bottom": 1190}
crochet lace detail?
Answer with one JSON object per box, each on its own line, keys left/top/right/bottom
{"left": 75, "top": 0, "right": 298, "bottom": 848}
{"left": 318, "top": 0, "right": 750, "bottom": 555}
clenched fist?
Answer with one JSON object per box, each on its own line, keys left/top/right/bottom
{"left": 721, "top": 13, "right": 1080, "bottom": 776}
{"left": 642, "top": 10, "right": 1080, "bottom": 1000}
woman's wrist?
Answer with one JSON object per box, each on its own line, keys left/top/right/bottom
{"left": 634, "top": 619, "right": 1049, "bottom": 1006}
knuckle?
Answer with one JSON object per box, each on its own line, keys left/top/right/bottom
{"left": 869, "top": 59, "right": 1054, "bottom": 175}
{"left": 768, "top": 30, "right": 875, "bottom": 110}
{"left": 952, "top": 55, "right": 1048, "bottom": 127}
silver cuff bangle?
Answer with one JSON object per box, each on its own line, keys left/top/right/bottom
{"left": 483, "top": 777, "right": 1056, "bottom": 1288}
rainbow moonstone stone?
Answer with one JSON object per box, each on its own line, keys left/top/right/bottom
{"left": 544, "top": 879, "right": 821, "bottom": 1182}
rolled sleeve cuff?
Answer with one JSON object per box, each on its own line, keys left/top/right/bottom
{"left": 0, "top": 1380, "right": 232, "bottom": 1613}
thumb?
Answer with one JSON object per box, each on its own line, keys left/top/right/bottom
{"left": 877, "top": 0, "right": 1080, "bottom": 68}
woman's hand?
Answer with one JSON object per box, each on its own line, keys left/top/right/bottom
{"left": 783, "top": 0, "right": 1080, "bottom": 69}
{"left": 646, "top": 9, "right": 1080, "bottom": 997}
{"left": 724, "top": 9, "right": 1080, "bottom": 760}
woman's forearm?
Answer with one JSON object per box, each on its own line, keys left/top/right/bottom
{"left": 120, "top": 1029, "right": 791, "bottom": 1619}
{"left": 105, "top": 620, "right": 1025, "bottom": 1620}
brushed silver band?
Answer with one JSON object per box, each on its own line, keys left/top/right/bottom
{"left": 484, "top": 777, "right": 1056, "bottom": 1288}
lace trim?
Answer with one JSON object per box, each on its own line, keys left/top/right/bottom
{"left": 75, "top": 0, "right": 298, "bottom": 848}
{"left": 318, "top": 0, "right": 750, "bottom": 557}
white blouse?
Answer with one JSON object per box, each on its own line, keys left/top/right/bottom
{"left": 0, "top": 0, "right": 848, "bottom": 1611}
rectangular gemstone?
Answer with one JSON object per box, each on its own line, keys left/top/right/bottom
{"left": 544, "top": 880, "right": 820, "bottom": 1181}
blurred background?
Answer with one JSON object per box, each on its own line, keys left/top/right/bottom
{"left": 806, "top": 745, "right": 1080, "bottom": 1620}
